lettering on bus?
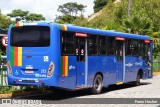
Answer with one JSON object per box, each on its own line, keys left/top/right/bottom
{"left": 75, "top": 33, "right": 87, "bottom": 37}
{"left": 125, "top": 63, "right": 133, "bottom": 67}
{"left": 135, "top": 62, "right": 142, "bottom": 66}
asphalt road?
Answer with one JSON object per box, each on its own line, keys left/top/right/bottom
{"left": 1, "top": 74, "right": 160, "bottom": 107}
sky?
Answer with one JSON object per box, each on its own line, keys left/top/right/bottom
{"left": 0, "top": 0, "right": 94, "bottom": 21}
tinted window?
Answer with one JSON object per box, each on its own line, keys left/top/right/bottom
{"left": 61, "top": 31, "right": 75, "bottom": 55}
{"left": 98, "top": 36, "right": 107, "bottom": 55}
{"left": 131, "top": 40, "right": 139, "bottom": 56}
{"left": 11, "top": 26, "right": 50, "bottom": 47}
{"left": 88, "top": 35, "right": 98, "bottom": 55}
{"left": 138, "top": 40, "right": 145, "bottom": 57}
{"left": 126, "top": 39, "right": 139, "bottom": 56}
{"left": 107, "top": 37, "right": 115, "bottom": 55}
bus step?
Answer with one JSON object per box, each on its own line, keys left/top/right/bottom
{"left": 116, "top": 82, "right": 124, "bottom": 85}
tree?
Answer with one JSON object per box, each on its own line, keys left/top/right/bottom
{"left": 0, "top": 15, "right": 11, "bottom": 29}
{"left": 57, "top": 2, "right": 86, "bottom": 16}
{"left": 122, "top": 15, "right": 151, "bottom": 35}
{"left": 56, "top": 2, "right": 86, "bottom": 24}
{"left": 103, "top": 23, "right": 122, "bottom": 31}
{"left": 26, "top": 13, "right": 45, "bottom": 21}
{"left": 93, "top": 0, "right": 108, "bottom": 13}
{"left": 0, "top": 9, "right": 2, "bottom": 16}
{"left": 7, "top": 9, "right": 45, "bottom": 22}
{"left": 7, "top": 9, "right": 29, "bottom": 21}
{"left": 73, "top": 15, "right": 88, "bottom": 27}
{"left": 56, "top": 15, "right": 75, "bottom": 24}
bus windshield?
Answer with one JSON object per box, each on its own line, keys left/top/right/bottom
{"left": 10, "top": 26, "right": 50, "bottom": 47}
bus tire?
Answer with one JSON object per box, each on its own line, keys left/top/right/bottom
{"left": 90, "top": 74, "right": 103, "bottom": 94}
{"left": 134, "top": 72, "right": 141, "bottom": 86}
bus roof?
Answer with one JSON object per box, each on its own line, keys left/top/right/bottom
{"left": 62, "top": 24, "right": 150, "bottom": 40}
{"left": 9, "top": 22, "right": 150, "bottom": 40}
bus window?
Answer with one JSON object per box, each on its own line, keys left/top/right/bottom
{"left": 88, "top": 35, "right": 98, "bottom": 55}
{"left": 131, "top": 39, "right": 139, "bottom": 56}
{"left": 126, "top": 39, "right": 139, "bottom": 56}
{"left": 144, "top": 43, "right": 150, "bottom": 61}
{"left": 126, "top": 39, "right": 131, "bottom": 55}
{"left": 107, "top": 37, "right": 115, "bottom": 55}
{"left": 11, "top": 26, "right": 50, "bottom": 47}
{"left": 98, "top": 36, "right": 107, "bottom": 55}
{"left": 138, "top": 40, "right": 145, "bottom": 58}
{"left": 61, "top": 31, "right": 75, "bottom": 55}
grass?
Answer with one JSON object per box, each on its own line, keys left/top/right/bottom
{"left": 0, "top": 86, "right": 51, "bottom": 94}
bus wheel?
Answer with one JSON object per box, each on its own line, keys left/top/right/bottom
{"left": 90, "top": 74, "right": 103, "bottom": 94}
{"left": 134, "top": 72, "right": 141, "bottom": 86}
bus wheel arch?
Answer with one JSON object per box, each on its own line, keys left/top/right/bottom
{"left": 90, "top": 72, "right": 103, "bottom": 94}
{"left": 134, "top": 69, "right": 143, "bottom": 86}
{"left": 138, "top": 69, "right": 143, "bottom": 79}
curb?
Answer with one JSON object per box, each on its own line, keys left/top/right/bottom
{"left": 0, "top": 93, "right": 12, "bottom": 98}
{"left": 153, "top": 72, "right": 160, "bottom": 76}
{"left": 0, "top": 91, "right": 39, "bottom": 98}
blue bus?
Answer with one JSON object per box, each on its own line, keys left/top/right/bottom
{"left": 7, "top": 22, "right": 153, "bottom": 94}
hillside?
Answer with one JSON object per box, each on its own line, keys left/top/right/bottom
{"left": 88, "top": 0, "right": 121, "bottom": 22}
{"left": 87, "top": 0, "right": 160, "bottom": 33}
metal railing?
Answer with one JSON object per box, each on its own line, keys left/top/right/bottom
{"left": 0, "top": 65, "right": 8, "bottom": 86}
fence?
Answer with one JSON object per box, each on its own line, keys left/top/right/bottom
{"left": 0, "top": 65, "right": 8, "bottom": 86}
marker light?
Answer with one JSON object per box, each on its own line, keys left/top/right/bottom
{"left": 47, "top": 61, "right": 54, "bottom": 77}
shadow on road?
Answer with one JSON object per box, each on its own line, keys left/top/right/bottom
{"left": 16, "top": 82, "right": 151, "bottom": 100}
{"left": 102, "top": 82, "right": 151, "bottom": 93}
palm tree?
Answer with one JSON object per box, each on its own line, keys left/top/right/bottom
{"left": 122, "top": 15, "right": 151, "bottom": 35}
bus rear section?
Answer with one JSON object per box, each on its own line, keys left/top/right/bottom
{"left": 7, "top": 25, "right": 58, "bottom": 86}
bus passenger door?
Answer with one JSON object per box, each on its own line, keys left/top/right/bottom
{"left": 115, "top": 37, "right": 125, "bottom": 82}
{"left": 145, "top": 40, "right": 153, "bottom": 78}
{"left": 75, "top": 34, "right": 87, "bottom": 87}
{"left": 148, "top": 41, "right": 153, "bottom": 78}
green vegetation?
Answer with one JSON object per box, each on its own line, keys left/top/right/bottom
{"left": 89, "top": 0, "right": 160, "bottom": 32}
{"left": 26, "top": 13, "right": 45, "bottom": 21}
{"left": 0, "top": 10, "right": 11, "bottom": 29}
{"left": 0, "top": 86, "right": 13, "bottom": 94}
{"left": 55, "top": 2, "right": 86, "bottom": 24}
{"left": 0, "top": 9, "right": 45, "bottom": 29}
{"left": 93, "top": 0, "right": 108, "bottom": 13}
{"left": 7, "top": 9, "right": 45, "bottom": 23}
{"left": 122, "top": 15, "right": 151, "bottom": 35}
{"left": 0, "top": 86, "right": 51, "bottom": 94}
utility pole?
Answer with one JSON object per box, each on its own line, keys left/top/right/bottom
{"left": 128, "top": 0, "right": 131, "bottom": 17}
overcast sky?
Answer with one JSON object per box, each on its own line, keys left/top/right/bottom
{"left": 0, "top": 0, "right": 94, "bottom": 21}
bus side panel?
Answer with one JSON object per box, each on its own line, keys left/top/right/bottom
{"left": 59, "top": 56, "right": 77, "bottom": 89}
{"left": 125, "top": 56, "right": 143, "bottom": 82}
{"left": 47, "top": 25, "right": 61, "bottom": 86}
{"left": 142, "top": 60, "right": 149, "bottom": 79}
{"left": 87, "top": 56, "right": 117, "bottom": 87}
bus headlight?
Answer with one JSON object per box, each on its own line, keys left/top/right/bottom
{"left": 47, "top": 61, "right": 54, "bottom": 77}
{"left": 7, "top": 61, "right": 13, "bottom": 75}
